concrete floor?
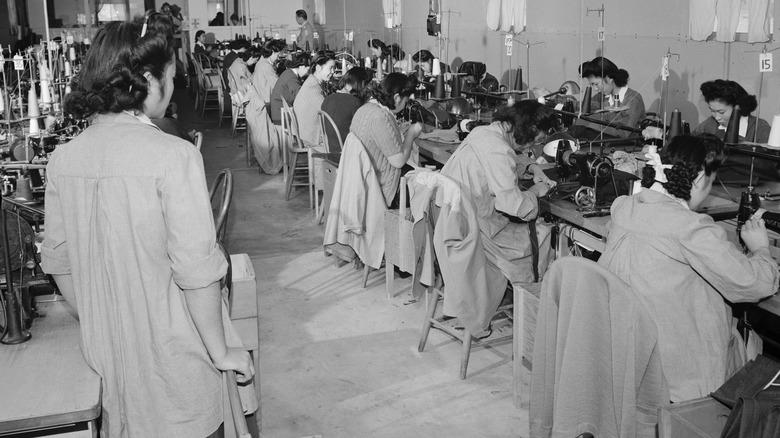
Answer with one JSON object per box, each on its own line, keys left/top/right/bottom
{"left": 176, "top": 89, "right": 528, "bottom": 437}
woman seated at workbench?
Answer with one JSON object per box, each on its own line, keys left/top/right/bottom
{"left": 459, "top": 61, "right": 500, "bottom": 93}
{"left": 294, "top": 50, "right": 336, "bottom": 146}
{"left": 349, "top": 72, "right": 422, "bottom": 206}
{"left": 693, "top": 79, "right": 777, "bottom": 184}
{"left": 321, "top": 67, "right": 370, "bottom": 152}
{"left": 441, "top": 100, "right": 558, "bottom": 294}
{"left": 599, "top": 134, "right": 779, "bottom": 403}
{"left": 570, "top": 56, "right": 646, "bottom": 141}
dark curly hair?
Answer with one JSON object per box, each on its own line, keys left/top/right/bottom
{"left": 641, "top": 134, "right": 725, "bottom": 200}
{"left": 63, "top": 21, "right": 174, "bottom": 119}
{"left": 368, "top": 39, "right": 390, "bottom": 57}
{"left": 260, "top": 39, "right": 286, "bottom": 58}
{"left": 338, "top": 67, "right": 369, "bottom": 100}
{"left": 365, "top": 72, "right": 417, "bottom": 110}
{"left": 286, "top": 52, "right": 311, "bottom": 69}
{"left": 700, "top": 79, "right": 758, "bottom": 115}
{"left": 492, "top": 100, "right": 560, "bottom": 147}
{"left": 412, "top": 49, "right": 434, "bottom": 64}
{"left": 579, "top": 56, "right": 629, "bottom": 87}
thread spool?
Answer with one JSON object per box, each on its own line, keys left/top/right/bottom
{"left": 40, "top": 80, "right": 52, "bottom": 105}
{"left": 69, "top": 47, "right": 76, "bottom": 61}
{"left": 29, "top": 118, "right": 40, "bottom": 136}
{"left": 514, "top": 67, "right": 523, "bottom": 90}
{"left": 580, "top": 86, "right": 592, "bottom": 115}
{"left": 64, "top": 60, "right": 71, "bottom": 77}
{"left": 15, "top": 171, "right": 33, "bottom": 200}
{"left": 365, "top": 56, "right": 371, "bottom": 69}
{"left": 0, "top": 88, "right": 4, "bottom": 113}
{"left": 406, "top": 53, "right": 413, "bottom": 72}
{"left": 725, "top": 105, "right": 741, "bottom": 144}
{"left": 341, "top": 57, "right": 347, "bottom": 74}
{"left": 668, "top": 108, "right": 683, "bottom": 141}
{"left": 28, "top": 87, "right": 39, "bottom": 117}
{"left": 768, "top": 115, "right": 780, "bottom": 148}
{"left": 451, "top": 74, "right": 461, "bottom": 98}
{"left": 434, "top": 74, "right": 445, "bottom": 99}
{"left": 431, "top": 58, "right": 441, "bottom": 76}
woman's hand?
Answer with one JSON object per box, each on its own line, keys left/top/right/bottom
{"left": 526, "top": 181, "right": 552, "bottom": 198}
{"left": 742, "top": 216, "right": 771, "bottom": 255}
{"left": 409, "top": 122, "right": 424, "bottom": 139}
{"left": 528, "top": 163, "right": 557, "bottom": 188}
{"left": 213, "top": 347, "right": 256, "bottom": 383}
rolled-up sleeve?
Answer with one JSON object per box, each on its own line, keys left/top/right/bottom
{"left": 161, "top": 147, "right": 227, "bottom": 290}
{"left": 485, "top": 146, "right": 539, "bottom": 221}
{"left": 41, "top": 174, "right": 70, "bottom": 275}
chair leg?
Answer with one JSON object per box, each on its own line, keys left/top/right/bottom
{"left": 385, "top": 261, "right": 395, "bottom": 299}
{"left": 361, "top": 264, "right": 370, "bottom": 288}
{"left": 460, "top": 331, "right": 473, "bottom": 380}
{"left": 418, "top": 288, "right": 439, "bottom": 352}
{"left": 245, "top": 127, "right": 252, "bottom": 167}
{"left": 308, "top": 152, "right": 315, "bottom": 210}
{"left": 284, "top": 153, "right": 296, "bottom": 201}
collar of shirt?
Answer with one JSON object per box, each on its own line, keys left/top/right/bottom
{"left": 122, "top": 110, "right": 160, "bottom": 130}
{"left": 608, "top": 86, "right": 627, "bottom": 106}
{"left": 716, "top": 116, "right": 749, "bottom": 138}
{"left": 648, "top": 182, "right": 690, "bottom": 210}
{"left": 196, "top": 41, "right": 205, "bottom": 48}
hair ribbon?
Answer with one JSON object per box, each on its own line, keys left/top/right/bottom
{"left": 141, "top": 15, "right": 149, "bottom": 37}
{"left": 645, "top": 150, "right": 672, "bottom": 183}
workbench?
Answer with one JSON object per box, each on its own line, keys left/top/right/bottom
{"left": 0, "top": 297, "right": 101, "bottom": 437}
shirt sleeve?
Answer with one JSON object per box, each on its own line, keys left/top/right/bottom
{"left": 483, "top": 144, "right": 539, "bottom": 221}
{"left": 371, "top": 109, "right": 403, "bottom": 165}
{"left": 284, "top": 75, "right": 302, "bottom": 105}
{"left": 680, "top": 216, "right": 779, "bottom": 303}
{"left": 40, "top": 173, "right": 70, "bottom": 275}
{"left": 160, "top": 145, "right": 228, "bottom": 290}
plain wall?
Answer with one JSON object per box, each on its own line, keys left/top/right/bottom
{"left": 398, "top": 0, "right": 780, "bottom": 127}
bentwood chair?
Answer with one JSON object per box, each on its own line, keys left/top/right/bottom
{"left": 193, "top": 131, "right": 204, "bottom": 151}
{"left": 209, "top": 168, "right": 234, "bottom": 244}
{"left": 280, "top": 100, "right": 313, "bottom": 204}
{"left": 314, "top": 110, "right": 344, "bottom": 222}
{"left": 410, "top": 170, "right": 514, "bottom": 380}
{"left": 194, "top": 54, "right": 223, "bottom": 118}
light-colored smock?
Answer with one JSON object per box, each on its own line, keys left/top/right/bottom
{"left": 294, "top": 74, "right": 326, "bottom": 146}
{"left": 248, "top": 58, "right": 283, "bottom": 173}
{"left": 441, "top": 122, "right": 552, "bottom": 285}
{"left": 41, "top": 112, "right": 228, "bottom": 437}
{"left": 599, "top": 188, "right": 779, "bottom": 402}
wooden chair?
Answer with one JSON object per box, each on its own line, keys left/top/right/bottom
{"left": 314, "top": 110, "right": 344, "bottom": 223}
{"left": 193, "top": 131, "right": 203, "bottom": 151}
{"left": 216, "top": 72, "right": 231, "bottom": 127}
{"left": 194, "top": 54, "right": 223, "bottom": 118}
{"left": 411, "top": 171, "right": 514, "bottom": 380}
{"left": 209, "top": 169, "right": 234, "bottom": 244}
{"left": 226, "top": 68, "right": 248, "bottom": 138}
{"left": 280, "top": 100, "right": 312, "bottom": 204}
{"left": 384, "top": 176, "right": 415, "bottom": 298}
{"left": 225, "top": 371, "right": 252, "bottom": 438}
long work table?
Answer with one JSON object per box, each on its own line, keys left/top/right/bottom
{"left": 0, "top": 297, "right": 101, "bottom": 436}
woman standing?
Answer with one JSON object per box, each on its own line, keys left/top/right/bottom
{"left": 248, "top": 39, "right": 286, "bottom": 173}
{"left": 41, "top": 21, "right": 254, "bottom": 437}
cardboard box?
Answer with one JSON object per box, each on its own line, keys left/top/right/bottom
{"left": 228, "top": 254, "right": 257, "bottom": 320}
{"left": 658, "top": 397, "right": 731, "bottom": 438}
